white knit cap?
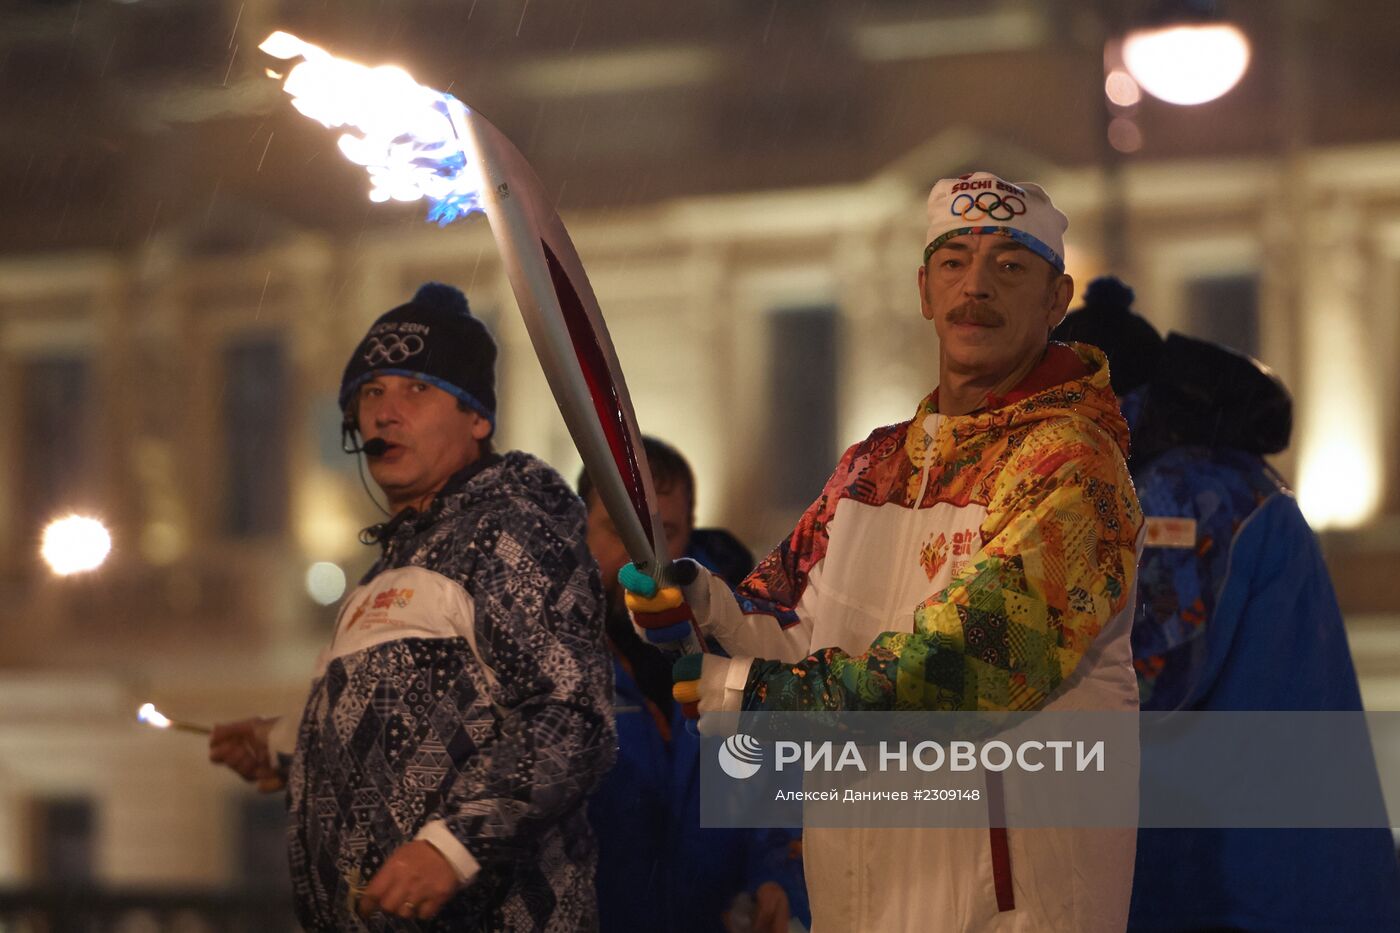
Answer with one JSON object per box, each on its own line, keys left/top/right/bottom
{"left": 923, "top": 172, "right": 1068, "bottom": 272}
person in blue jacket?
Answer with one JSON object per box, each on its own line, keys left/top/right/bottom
{"left": 1055, "top": 276, "right": 1400, "bottom": 932}
{"left": 580, "top": 436, "right": 810, "bottom": 933}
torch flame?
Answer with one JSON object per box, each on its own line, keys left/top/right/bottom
{"left": 258, "top": 30, "right": 483, "bottom": 223}
{"left": 137, "top": 702, "right": 173, "bottom": 729}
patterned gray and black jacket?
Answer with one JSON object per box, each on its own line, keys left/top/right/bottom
{"left": 285, "top": 451, "right": 616, "bottom": 932}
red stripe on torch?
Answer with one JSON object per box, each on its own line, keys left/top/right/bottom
{"left": 542, "top": 240, "right": 656, "bottom": 551}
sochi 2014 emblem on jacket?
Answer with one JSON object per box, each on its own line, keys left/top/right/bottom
{"left": 920, "top": 532, "right": 949, "bottom": 581}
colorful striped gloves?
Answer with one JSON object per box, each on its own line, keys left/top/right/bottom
{"left": 671, "top": 654, "right": 704, "bottom": 720}
{"left": 620, "top": 559, "right": 708, "bottom": 718}
{"left": 620, "top": 559, "right": 707, "bottom": 650}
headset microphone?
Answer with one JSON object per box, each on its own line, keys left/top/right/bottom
{"left": 341, "top": 422, "right": 389, "bottom": 457}
{"left": 358, "top": 438, "right": 389, "bottom": 457}
{"left": 340, "top": 420, "right": 393, "bottom": 518}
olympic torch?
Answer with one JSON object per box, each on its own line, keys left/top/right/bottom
{"left": 258, "top": 32, "right": 703, "bottom": 653}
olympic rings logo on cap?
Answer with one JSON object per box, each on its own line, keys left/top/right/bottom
{"left": 951, "top": 192, "right": 1027, "bottom": 223}
{"left": 362, "top": 334, "right": 425, "bottom": 365}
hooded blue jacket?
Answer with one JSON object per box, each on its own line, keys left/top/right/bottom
{"left": 1125, "top": 401, "right": 1400, "bottom": 931}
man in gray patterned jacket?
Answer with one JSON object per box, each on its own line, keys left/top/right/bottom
{"left": 210, "top": 283, "right": 615, "bottom": 931}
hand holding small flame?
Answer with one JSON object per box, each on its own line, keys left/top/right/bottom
{"left": 208, "top": 717, "right": 286, "bottom": 793}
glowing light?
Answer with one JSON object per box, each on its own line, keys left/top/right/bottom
{"left": 140, "top": 520, "right": 184, "bottom": 566}
{"left": 305, "top": 562, "right": 348, "bottom": 605}
{"left": 259, "top": 31, "right": 484, "bottom": 224}
{"left": 137, "top": 703, "right": 172, "bottom": 729}
{"left": 1123, "top": 23, "right": 1250, "bottom": 106}
{"left": 1104, "top": 69, "right": 1142, "bottom": 108}
{"left": 1298, "top": 431, "right": 1381, "bottom": 530}
{"left": 1296, "top": 287, "right": 1382, "bottom": 530}
{"left": 258, "top": 31, "right": 312, "bottom": 60}
{"left": 41, "top": 515, "right": 112, "bottom": 575}
{"left": 296, "top": 472, "right": 358, "bottom": 559}
{"left": 1297, "top": 439, "right": 1380, "bottom": 529}
{"left": 1108, "top": 117, "right": 1144, "bottom": 153}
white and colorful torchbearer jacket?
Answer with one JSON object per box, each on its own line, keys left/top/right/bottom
{"left": 283, "top": 451, "right": 615, "bottom": 932}
{"left": 696, "top": 343, "right": 1144, "bottom": 932}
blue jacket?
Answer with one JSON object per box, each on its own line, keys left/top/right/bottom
{"left": 589, "top": 652, "right": 677, "bottom": 933}
{"left": 590, "top": 530, "right": 810, "bottom": 933}
{"left": 1127, "top": 440, "right": 1400, "bottom": 931}
{"left": 664, "top": 700, "right": 809, "bottom": 932}
{"left": 590, "top": 656, "right": 810, "bottom": 933}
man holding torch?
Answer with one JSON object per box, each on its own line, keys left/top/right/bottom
{"left": 627, "top": 173, "right": 1143, "bottom": 931}
{"left": 210, "top": 282, "right": 615, "bottom": 931}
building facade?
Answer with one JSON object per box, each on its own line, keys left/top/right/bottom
{"left": 1, "top": 0, "right": 1398, "bottom": 899}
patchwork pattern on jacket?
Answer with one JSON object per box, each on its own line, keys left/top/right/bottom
{"left": 740, "top": 343, "right": 1143, "bottom": 713}
{"left": 1130, "top": 445, "right": 1281, "bottom": 709}
{"left": 286, "top": 452, "right": 614, "bottom": 932}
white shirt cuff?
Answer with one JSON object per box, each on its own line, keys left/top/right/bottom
{"left": 415, "top": 820, "right": 482, "bottom": 886}
{"left": 701, "top": 655, "right": 754, "bottom": 713}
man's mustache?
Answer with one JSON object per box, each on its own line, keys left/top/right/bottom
{"left": 947, "top": 302, "right": 1004, "bottom": 327}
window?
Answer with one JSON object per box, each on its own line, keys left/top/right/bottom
{"left": 33, "top": 797, "right": 95, "bottom": 885}
{"left": 766, "top": 306, "right": 839, "bottom": 510}
{"left": 222, "top": 337, "right": 288, "bottom": 537}
{"left": 20, "top": 354, "right": 93, "bottom": 535}
{"left": 1183, "top": 274, "right": 1261, "bottom": 360}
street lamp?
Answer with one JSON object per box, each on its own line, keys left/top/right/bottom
{"left": 1121, "top": 1, "right": 1251, "bottom": 106}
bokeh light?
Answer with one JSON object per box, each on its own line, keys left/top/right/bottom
{"left": 1104, "top": 69, "right": 1142, "bottom": 108}
{"left": 1108, "top": 116, "right": 1144, "bottom": 153}
{"left": 41, "top": 515, "right": 112, "bottom": 576}
{"left": 305, "top": 561, "right": 348, "bottom": 605}
{"left": 1123, "top": 23, "right": 1250, "bottom": 106}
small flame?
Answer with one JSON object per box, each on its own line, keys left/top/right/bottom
{"left": 259, "top": 30, "right": 482, "bottom": 224}
{"left": 137, "top": 702, "right": 173, "bottom": 729}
